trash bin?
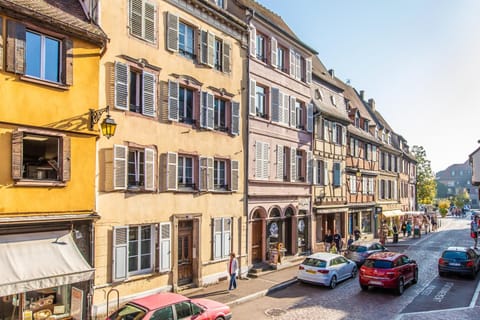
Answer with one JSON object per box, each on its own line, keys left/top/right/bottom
{"left": 393, "top": 233, "right": 399, "bottom": 243}
{"left": 414, "top": 228, "right": 421, "bottom": 238}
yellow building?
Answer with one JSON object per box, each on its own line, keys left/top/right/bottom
{"left": 91, "top": 1, "right": 248, "bottom": 317}
{"left": 0, "top": 1, "right": 107, "bottom": 319}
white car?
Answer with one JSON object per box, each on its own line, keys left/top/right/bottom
{"left": 297, "top": 252, "right": 358, "bottom": 289}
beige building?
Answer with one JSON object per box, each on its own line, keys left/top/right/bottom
{"left": 90, "top": 0, "right": 248, "bottom": 317}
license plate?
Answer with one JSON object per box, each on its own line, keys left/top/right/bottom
{"left": 306, "top": 270, "right": 316, "bottom": 274}
{"left": 450, "top": 263, "right": 461, "bottom": 266}
{"left": 369, "top": 281, "right": 382, "bottom": 286}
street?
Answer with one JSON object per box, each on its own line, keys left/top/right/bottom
{"left": 231, "top": 217, "right": 480, "bottom": 320}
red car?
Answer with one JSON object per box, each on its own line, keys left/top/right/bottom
{"left": 107, "top": 292, "right": 232, "bottom": 320}
{"left": 359, "top": 251, "right": 418, "bottom": 295}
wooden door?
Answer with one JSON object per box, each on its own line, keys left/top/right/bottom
{"left": 178, "top": 220, "right": 193, "bottom": 286}
{"left": 251, "top": 220, "right": 263, "bottom": 262}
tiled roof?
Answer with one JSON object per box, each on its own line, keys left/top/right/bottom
{"left": 312, "top": 55, "right": 344, "bottom": 90}
{"left": 0, "top": 0, "right": 107, "bottom": 45}
{"left": 347, "top": 124, "right": 378, "bottom": 144}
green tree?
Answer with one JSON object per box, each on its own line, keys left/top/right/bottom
{"left": 412, "top": 145, "right": 436, "bottom": 206}
{"left": 454, "top": 189, "right": 470, "bottom": 208}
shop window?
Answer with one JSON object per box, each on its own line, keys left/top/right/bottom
{"left": 361, "top": 213, "right": 372, "bottom": 233}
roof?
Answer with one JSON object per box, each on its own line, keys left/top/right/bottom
{"left": 0, "top": 0, "right": 107, "bottom": 46}
{"left": 444, "top": 246, "right": 470, "bottom": 252}
{"left": 129, "top": 293, "right": 189, "bottom": 311}
{"left": 368, "top": 251, "right": 404, "bottom": 261}
{"left": 306, "top": 252, "right": 342, "bottom": 261}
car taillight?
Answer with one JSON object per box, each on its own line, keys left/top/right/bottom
{"left": 299, "top": 265, "right": 305, "bottom": 270}
{"left": 317, "top": 269, "right": 329, "bottom": 274}
{"left": 438, "top": 258, "right": 445, "bottom": 265}
{"left": 466, "top": 260, "right": 474, "bottom": 267}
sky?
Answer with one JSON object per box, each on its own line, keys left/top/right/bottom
{"left": 257, "top": 0, "right": 480, "bottom": 174}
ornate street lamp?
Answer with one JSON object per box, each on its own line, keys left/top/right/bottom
{"left": 89, "top": 106, "right": 117, "bottom": 139}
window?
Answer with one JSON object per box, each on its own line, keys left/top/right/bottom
{"left": 179, "top": 86, "right": 194, "bottom": 124}
{"left": 365, "top": 144, "right": 371, "bottom": 160}
{"left": 11, "top": 130, "right": 70, "bottom": 184}
{"left": 178, "top": 155, "right": 194, "bottom": 189}
{"left": 277, "top": 46, "right": 286, "bottom": 72}
{"left": 214, "top": 0, "right": 224, "bottom": 8}
{"left": 316, "top": 160, "right": 325, "bottom": 185}
{"left": 256, "top": 33, "right": 266, "bottom": 62}
{"left": 290, "top": 50, "right": 301, "bottom": 80}
{"left": 364, "top": 119, "right": 369, "bottom": 132}
{"left": 26, "top": 31, "right": 60, "bottom": 82}
{"left": 255, "top": 141, "right": 269, "bottom": 180}
{"left": 175, "top": 302, "right": 195, "bottom": 319}
{"left": 179, "top": 22, "right": 195, "bottom": 59}
{"left": 296, "top": 149, "right": 304, "bottom": 181}
{"left": 350, "top": 175, "right": 357, "bottom": 193}
{"left": 214, "top": 159, "right": 227, "bottom": 190}
{"left": 113, "top": 145, "right": 155, "bottom": 191}
{"left": 150, "top": 306, "right": 174, "bottom": 320}
{"left": 355, "top": 111, "right": 360, "bottom": 128}
{"left": 129, "top": 0, "right": 156, "bottom": 43}
{"left": 214, "top": 38, "right": 223, "bottom": 71}
{"left": 214, "top": 98, "right": 227, "bottom": 131}
{"left": 255, "top": 85, "right": 267, "bottom": 118}
{"left": 368, "top": 177, "right": 374, "bottom": 194}
{"left": 295, "top": 101, "right": 304, "bottom": 130}
{"left": 128, "top": 149, "right": 146, "bottom": 188}
{"left": 362, "top": 177, "right": 368, "bottom": 194}
{"left": 323, "top": 120, "right": 330, "bottom": 141}
{"left": 333, "top": 162, "right": 341, "bottom": 187}
{"left": 213, "top": 218, "right": 231, "bottom": 260}
{"left": 128, "top": 225, "right": 153, "bottom": 274}
{"left": 333, "top": 124, "right": 344, "bottom": 145}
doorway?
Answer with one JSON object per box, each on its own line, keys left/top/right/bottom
{"left": 251, "top": 220, "right": 263, "bottom": 263}
{"left": 177, "top": 220, "right": 193, "bottom": 286}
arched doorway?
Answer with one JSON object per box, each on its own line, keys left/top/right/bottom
{"left": 251, "top": 209, "right": 264, "bottom": 263}
{"left": 267, "top": 208, "right": 281, "bottom": 262}
{"left": 284, "top": 207, "right": 294, "bottom": 255}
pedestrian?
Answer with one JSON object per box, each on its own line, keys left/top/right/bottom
{"left": 406, "top": 221, "right": 412, "bottom": 237}
{"left": 329, "top": 241, "right": 338, "bottom": 254}
{"left": 392, "top": 223, "right": 398, "bottom": 243}
{"left": 333, "top": 229, "right": 343, "bottom": 253}
{"left": 227, "top": 252, "right": 238, "bottom": 291}
{"left": 401, "top": 221, "right": 407, "bottom": 238}
{"left": 324, "top": 229, "right": 333, "bottom": 252}
{"left": 471, "top": 216, "right": 479, "bottom": 249}
{"left": 353, "top": 227, "right": 361, "bottom": 241}
{"left": 347, "top": 234, "right": 354, "bottom": 247}
{"left": 380, "top": 220, "right": 389, "bottom": 245}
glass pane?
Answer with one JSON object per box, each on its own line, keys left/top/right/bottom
{"left": 44, "top": 37, "right": 60, "bottom": 82}
{"left": 175, "top": 302, "right": 193, "bottom": 318}
{"left": 140, "top": 253, "right": 151, "bottom": 269}
{"left": 151, "top": 306, "right": 174, "bottom": 320}
{"left": 128, "top": 256, "right": 138, "bottom": 272}
{"left": 26, "top": 31, "right": 41, "bottom": 78}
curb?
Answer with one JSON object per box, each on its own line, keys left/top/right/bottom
{"left": 226, "top": 278, "right": 298, "bottom": 306}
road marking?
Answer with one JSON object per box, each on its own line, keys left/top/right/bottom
{"left": 432, "top": 282, "right": 453, "bottom": 303}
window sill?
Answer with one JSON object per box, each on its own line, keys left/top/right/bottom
{"left": 14, "top": 179, "right": 66, "bottom": 187}
{"left": 20, "top": 76, "right": 68, "bottom": 90}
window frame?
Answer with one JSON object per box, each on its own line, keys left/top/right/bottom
{"left": 255, "top": 84, "right": 267, "bottom": 118}
{"left": 25, "top": 30, "right": 61, "bottom": 83}
{"left": 178, "top": 21, "right": 195, "bottom": 60}
{"left": 255, "top": 32, "right": 266, "bottom": 62}
{"left": 178, "top": 155, "right": 195, "bottom": 190}
{"left": 127, "top": 225, "right": 154, "bottom": 275}
{"left": 213, "top": 217, "right": 232, "bottom": 260}
{"left": 214, "top": 159, "right": 227, "bottom": 190}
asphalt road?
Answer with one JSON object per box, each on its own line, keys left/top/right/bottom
{"left": 231, "top": 217, "right": 480, "bottom": 320}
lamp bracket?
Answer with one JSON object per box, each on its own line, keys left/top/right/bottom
{"left": 89, "top": 106, "right": 110, "bottom": 130}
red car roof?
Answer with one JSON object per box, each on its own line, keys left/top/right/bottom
{"left": 129, "top": 293, "right": 189, "bottom": 311}
{"left": 368, "top": 251, "right": 404, "bottom": 261}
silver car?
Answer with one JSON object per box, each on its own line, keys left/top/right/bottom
{"left": 345, "top": 241, "right": 388, "bottom": 266}
{"left": 297, "top": 252, "right": 357, "bottom": 289}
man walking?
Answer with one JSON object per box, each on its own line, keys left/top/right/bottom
{"left": 471, "top": 216, "right": 479, "bottom": 249}
{"left": 227, "top": 252, "right": 238, "bottom": 291}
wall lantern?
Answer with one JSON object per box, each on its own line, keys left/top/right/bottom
{"left": 89, "top": 106, "right": 117, "bottom": 139}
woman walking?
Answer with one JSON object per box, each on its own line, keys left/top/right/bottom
{"left": 227, "top": 252, "right": 238, "bottom": 291}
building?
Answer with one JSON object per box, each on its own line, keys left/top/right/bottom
{"left": 91, "top": 0, "right": 248, "bottom": 317}
{"left": 437, "top": 161, "right": 478, "bottom": 207}
{"left": 0, "top": 0, "right": 107, "bottom": 319}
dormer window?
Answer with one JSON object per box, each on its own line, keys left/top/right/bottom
{"left": 364, "top": 120, "right": 369, "bottom": 132}
{"left": 315, "top": 88, "right": 323, "bottom": 101}
{"left": 354, "top": 111, "right": 360, "bottom": 128}
{"left": 331, "top": 95, "right": 336, "bottom": 106}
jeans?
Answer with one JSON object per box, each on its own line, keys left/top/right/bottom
{"left": 229, "top": 273, "right": 237, "bottom": 290}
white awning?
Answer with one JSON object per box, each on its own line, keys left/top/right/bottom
{"left": 0, "top": 230, "right": 94, "bottom": 296}
{"left": 382, "top": 210, "right": 404, "bottom": 218}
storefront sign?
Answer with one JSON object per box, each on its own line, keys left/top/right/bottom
{"left": 70, "top": 287, "right": 83, "bottom": 320}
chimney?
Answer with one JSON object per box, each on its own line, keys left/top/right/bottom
{"left": 328, "top": 69, "right": 334, "bottom": 78}
{"left": 359, "top": 90, "right": 365, "bottom": 100}
{"left": 368, "top": 98, "right": 376, "bottom": 111}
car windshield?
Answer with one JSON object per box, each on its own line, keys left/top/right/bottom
{"left": 363, "top": 259, "right": 393, "bottom": 269}
{"left": 302, "top": 258, "right": 327, "bottom": 268}
{"left": 107, "top": 304, "right": 146, "bottom": 320}
{"left": 443, "top": 251, "right": 468, "bottom": 260}
{"left": 348, "top": 245, "right": 367, "bottom": 252}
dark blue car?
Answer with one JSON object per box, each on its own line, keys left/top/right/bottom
{"left": 438, "top": 247, "right": 480, "bottom": 278}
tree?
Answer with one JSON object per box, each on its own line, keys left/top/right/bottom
{"left": 412, "top": 145, "right": 436, "bottom": 206}
{"left": 454, "top": 189, "right": 470, "bottom": 209}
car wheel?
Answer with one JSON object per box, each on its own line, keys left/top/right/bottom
{"left": 329, "top": 275, "right": 337, "bottom": 289}
{"left": 351, "top": 266, "right": 358, "bottom": 278}
{"left": 215, "top": 317, "right": 225, "bottom": 320}
{"left": 396, "top": 278, "right": 405, "bottom": 296}
{"left": 360, "top": 284, "right": 368, "bottom": 291}
{"left": 412, "top": 269, "right": 418, "bottom": 284}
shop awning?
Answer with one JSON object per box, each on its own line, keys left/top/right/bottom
{"left": 382, "top": 210, "right": 404, "bottom": 218}
{"left": 0, "top": 230, "right": 94, "bottom": 296}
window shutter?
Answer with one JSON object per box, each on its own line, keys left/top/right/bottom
{"left": 159, "top": 223, "right": 171, "bottom": 272}
{"left": 143, "top": 71, "right": 156, "bottom": 117}
{"left": 230, "top": 160, "right": 239, "bottom": 191}
{"left": 283, "top": 93, "right": 289, "bottom": 125}
{"left": 6, "top": 20, "right": 25, "bottom": 74}
{"left": 62, "top": 39, "right": 73, "bottom": 85}
{"left": 114, "top": 61, "right": 129, "bottom": 110}
{"left": 306, "top": 57, "right": 312, "bottom": 83}
{"left": 333, "top": 163, "right": 341, "bottom": 186}
{"left": 222, "top": 41, "right": 231, "bottom": 73}
{"left": 223, "top": 218, "right": 231, "bottom": 258}
{"left": 129, "top": 0, "right": 142, "bottom": 38}
{"left": 167, "top": 152, "right": 178, "bottom": 191}
{"left": 249, "top": 79, "right": 256, "bottom": 116}
{"left": 342, "top": 126, "right": 346, "bottom": 145}
{"left": 112, "top": 226, "right": 128, "bottom": 282}
{"left": 11, "top": 130, "right": 23, "bottom": 180}
{"left": 200, "top": 91, "right": 208, "bottom": 128}
{"left": 332, "top": 123, "right": 337, "bottom": 144}
{"left": 145, "top": 148, "right": 155, "bottom": 191}
{"left": 166, "top": 12, "right": 178, "bottom": 52}
{"left": 324, "top": 161, "right": 329, "bottom": 186}
{"left": 307, "top": 103, "right": 313, "bottom": 133}
{"left": 0, "top": 17, "right": 3, "bottom": 70}
{"left": 270, "top": 87, "right": 280, "bottom": 122}
{"left": 289, "top": 49, "right": 294, "bottom": 77}
{"left": 276, "top": 145, "right": 284, "bottom": 179}
{"left": 249, "top": 27, "right": 256, "bottom": 57}
{"left": 61, "top": 136, "right": 71, "bottom": 182}
{"left": 199, "top": 157, "right": 208, "bottom": 191}
{"left": 312, "top": 159, "right": 318, "bottom": 185}
{"left": 113, "top": 145, "right": 127, "bottom": 190}
{"left": 207, "top": 32, "right": 215, "bottom": 67}
{"left": 255, "top": 142, "right": 263, "bottom": 179}
{"left": 271, "top": 37, "right": 277, "bottom": 67}
{"left": 290, "top": 96, "right": 296, "bottom": 128}
{"left": 200, "top": 30, "right": 208, "bottom": 65}
{"left": 307, "top": 151, "right": 313, "bottom": 184}
{"left": 207, "top": 157, "right": 214, "bottom": 191}
{"left": 144, "top": 1, "right": 156, "bottom": 43}
{"left": 167, "top": 80, "right": 179, "bottom": 121}
{"left": 290, "top": 147, "right": 297, "bottom": 182}
{"left": 207, "top": 92, "right": 214, "bottom": 130}
{"left": 213, "top": 219, "right": 222, "bottom": 259}
{"left": 231, "top": 101, "right": 240, "bottom": 135}
{"left": 278, "top": 91, "right": 284, "bottom": 124}
{"left": 263, "top": 143, "right": 270, "bottom": 180}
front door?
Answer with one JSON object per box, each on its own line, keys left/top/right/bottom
{"left": 251, "top": 220, "right": 263, "bottom": 263}
{"left": 178, "top": 220, "right": 193, "bottom": 286}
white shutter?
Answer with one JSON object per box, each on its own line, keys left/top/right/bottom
{"left": 307, "top": 151, "right": 313, "bottom": 184}
{"left": 363, "top": 177, "right": 368, "bottom": 194}
{"left": 289, "top": 49, "right": 294, "bottom": 76}
{"left": 129, "top": 0, "right": 142, "bottom": 38}
{"left": 207, "top": 157, "right": 214, "bottom": 191}
{"left": 199, "top": 157, "right": 208, "bottom": 191}
{"left": 166, "top": 12, "right": 178, "bottom": 52}
{"left": 249, "top": 79, "right": 256, "bottom": 116}
{"left": 271, "top": 37, "right": 277, "bottom": 67}
{"left": 290, "top": 147, "right": 297, "bottom": 182}
{"left": 214, "top": 218, "right": 222, "bottom": 259}
{"left": 114, "top": 61, "right": 128, "bottom": 110}
{"left": 290, "top": 96, "right": 296, "bottom": 128}
{"left": 231, "top": 101, "right": 240, "bottom": 135}
{"left": 168, "top": 80, "right": 179, "bottom": 121}
{"left": 113, "top": 226, "right": 128, "bottom": 282}
{"left": 306, "top": 57, "right": 312, "bottom": 83}
{"left": 207, "top": 31, "right": 215, "bottom": 67}
{"left": 159, "top": 223, "right": 171, "bottom": 272}
{"left": 324, "top": 161, "right": 329, "bottom": 186}
{"left": 114, "top": 144, "right": 127, "bottom": 190}
{"left": 278, "top": 91, "right": 284, "bottom": 124}
{"left": 283, "top": 93, "right": 289, "bottom": 125}
{"left": 263, "top": 143, "right": 270, "bottom": 180}
{"left": 270, "top": 87, "right": 280, "bottom": 122}
{"left": 142, "top": 71, "right": 155, "bottom": 117}
{"left": 200, "top": 91, "right": 208, "bottom": 128}
{"left": 230, "top": 160, "right": 239, "bottom": 191}
{"left": 223, "top": 218, "right": 231, "bottom": 258}
{"left": 144, "top": 1, "right": 156, "bottom": 43}
{"left": 307, "top": 103, "right": 314, "bottom": 132}
{"left": 312, "top": 159, "right": 318, "bottom": 185}
{"left": 207, "top": 92, "right": 214, "bottom": 130}
{"left": 166, "top": 152, "right": 178, "bottom": 191}
{"left": 145, "top": 148, "right": 155, "bottom": 191}
{"left": 255, "top": 142, "right": 263, "bottom": 179}
{"left": 223, "top": 41, "right": 231, "bottom": 73}
{"left": 200, "top": 30, "right": 208, "bottom": 65}
{"left": 249, "top": 26, "right": 256, "bottom": 57}
{"left": 276, "top": 145, "right": 284, "bottom": 179}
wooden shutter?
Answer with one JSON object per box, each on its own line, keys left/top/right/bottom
{"left": 271, "top": 37, "right": 277, "bottom": 67}
{"left": 144, "top": 1, "right": 156, "bottom": 42}
{"left": 249, "top": 79, "right": 256, "bottom": 116}
{"left": 62, "top": 39, "right": 73, "bottom": 85}
{"left": 130, "top": 0, "right": 142, "bottom": 37}
{"left": 270, "top": 87, "right": 280, "bottom": 122}
{"left": 199, "top": 157, "right": 208, "bottom": 191}
{"left": 166, "top": 12, "right": 178, "bottom": 52}
{"left": 307, "top": 103, "right": 314, "bottom": 133}
{"left": 207, "top": 31, "right": 215, "bottom": 67}
{"left": 145, "top": 148, "right": 155, "bottom": 191}
{"left": 278, "top": 91, "right": 284, "bottom": 124}
{"left": 307, "top": 151, "right": 313, "bottom": 184}
{"left": 276, "top": 145, "right": 284, "bottom": 179}
{"left": 0, "top": 17, "right": 3, "bottom": 70}
{"left": 289, "top": 49, "right": 294, "bottom": 77}
{"left": 223, "top": 218, "right": 231, "bottom": 258}
{"left": 213, "top": 218, "right": 222, "bottom": 259}
{"left": 142, "top": 71, "right": 155, "bottom": 117}
{"left": 283, "top": 93, "right": 289, "bottom": 125}
{"left": 206, "top": 92, "right": 214, "bottom": 130}
{"left": 263, "top": 143, "right": 270, "bottom": 180}
{"left": 166, "top": 152, "right": 177, "bottom": 191}
{"left": 6, "top": 20, "right": 25, "bottom": 74}
{"left": 200, "top": 30, "right": 208, "bottom": 65}
{"left": 113, "top": 226, "right": 128, "bottom": 282}
{"left": 61, "top": 136, "right": 71, "bottom": 182}
{"left": 231, "top": 101, "right": 239, "bottom": 135}
{"left": 114, "top": 61, "right": 128, "bottom": 110}
{"left": 159, "top": 223, "right": 171, "bottom": 272}
{"left": 167, "top": 80, "right": 179, "bottom": 121}
{"left": 113, "top": 145, "right": 127, "bottom": 190}
{"left": 255, "top": 142, "right": 263, "bottom": 179}
{"left": 230, "top": 160, "right": 239, "bottom": 191}
{"left": 333, "top": 163, "right": 341, "bottom": 186}
{"left": 200, "top": 91, "right": 208, "bottom": 128}
{"left": 290, "top": 96, "right": 296, "bottom": 128}
{"left": 290, "top": 147, "right": 296, "bottom": 182}
{"left": 324, "top": 161, "right": 329, "bottom": 186}
{"left": 249, "top": 26, "right": 256, "bottom": 57}
{"left": 306, "top": 57, "right": 312, "bottom": 83}
{"left": 222, "top": 41, "right": 231, "bottom": 73}
{"left": 11, "top": 130, "right": 23, "bottom": 180}
{"left": 207, "top": 157, "right": 214, "bottom": 191}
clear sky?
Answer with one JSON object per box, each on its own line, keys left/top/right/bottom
{"left": 257, "top": 0, "right": 480, "bottom": 173}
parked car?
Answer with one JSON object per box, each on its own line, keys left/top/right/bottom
{"left": 359, "top": 252, "right": 418, "bottom": 295}
{"left": 106, "top": 292, "right": 232, "bottom": 320}
{"left": 438, "top": 246, "right": 480, "bottom": 278}
{"left": 297, "top": 252, "right": 357, "bottom": 289}
{"left": 344, "top": 241, "right": 388, "bottom": 266}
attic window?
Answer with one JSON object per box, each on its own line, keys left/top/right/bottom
{"left": 330, "top": 95, "right": 336, "bottom": 106}
{"left": 315, "top": 89, "right": 323, "bottom": 101}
